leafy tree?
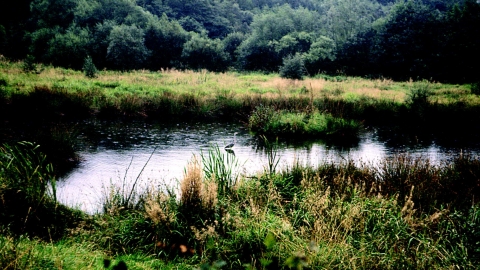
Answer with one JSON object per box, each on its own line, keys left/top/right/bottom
{"left": 237, "top": 4, "right": 321, "bottom": 71}
{"left": 22, "top": 54, "right": 38, "bottom": 73}
{"left": 335, "top": 29, "right": 379, "bottom": 77}
{"left": 181, "top": 33, "right": 229, "bottom": 72}
{"left": 75, "top": 0, "right": 148, "bottom": 28}
{"left": 317, "top": 0, "right": 387, "bottom": 48}
{"left": 147, "top": 0, "right": 235, "bottom": 38}
{"left": 178, "top": 16, "right": 207, "bottom": 33}
{"left": 374, "top": 0, "right": 444, "bottom": 80}
{"left": 89, "top": 20, "right": 117, "bottom": 69}
{"left": 303, "top": 36, "right": 336, "bottom": 74}
{"left": 106, "top": 24, "right": 150, "bottom": 70}
{"left": 0, "top": 25, "right": 6, "bottom": 53}
{"left": 279, "top": 54, "right": 306, "bottom": 80}
{"left": 45, "top": 25, "right": 90, "bottom": 69}
{"left": 442, "top": 0, "right": 480, "bottom": 82}
{"left": 223, "top": 32, "right": 247, "bottom": 66}
{"left": 215, "top": 1, "right": 253, "bottom": 34}
{"left": 30, "top": 0, "right": 77, "bottom": 29}
{"left": 0, "top": 0, "right": 32, "bottom": 59}
{"left": 144, "top": 14, "right": 188, "bottom": 69}
{"left": 28, "top": 27, "right": 61, "bottom": 63}
{"left": 236, "top": 34, "right": 279, "bottom": 71}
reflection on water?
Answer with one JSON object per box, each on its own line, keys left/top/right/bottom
{"left": 57, "top": 120, "right": 480, "bottom": 213}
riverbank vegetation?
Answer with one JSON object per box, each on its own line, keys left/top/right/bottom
{"left": 2, "top": 57, "right": 480, "bottom": 172}
{"left": 1, "top": 141, "right": 479, "bottom": 269}
{"left": 1, "top": 58, "right": 480, "bottom": 137}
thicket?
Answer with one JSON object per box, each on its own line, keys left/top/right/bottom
{"left": 0, "top": 0, "right": 478, "bottom": 83}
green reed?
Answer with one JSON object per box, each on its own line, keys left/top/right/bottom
{"left": 200, "top": 144, "right": 243, "bottom": 196}
{"left": 0, "top": 141, "right": 56, "bottom": 204}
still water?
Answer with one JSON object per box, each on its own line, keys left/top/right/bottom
{"left": 57, "top": 120, "right": 479, "bottom": 213}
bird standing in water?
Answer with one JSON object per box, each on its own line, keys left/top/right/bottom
{"left": 225, "top": 132, "right": 238, "bottom": 149}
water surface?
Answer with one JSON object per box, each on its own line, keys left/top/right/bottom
{"left": 57, "top": 121, "right": 479, "bottom": 213}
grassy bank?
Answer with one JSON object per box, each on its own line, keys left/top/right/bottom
{"left": 1, "top": 59, "right": 479, "bottom": 129}
{"left": 2, "top": 58, "right": 480, "bottom": 175}
{"left": 1, "top": 142, "right": 479, "bottom": 269}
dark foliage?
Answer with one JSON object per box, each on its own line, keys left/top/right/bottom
{"left": 0, "top": 0, "right": 477, "bottom": 81}
{"left": 279, "top": 54, "right": 306, "bottom": 80}
{"left": 83, "top": 55, "right": 98, "bottom": 78}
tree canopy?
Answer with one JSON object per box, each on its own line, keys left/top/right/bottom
{"left": 0, "top": 0, "right": 477, "bottom": 83}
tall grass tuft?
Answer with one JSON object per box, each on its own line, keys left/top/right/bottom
{"left": 261, "top": 135, "right": 280, "bottom": 175}
{"left": 0, "top": 142, "right": 55, "bottom": 204}
{"left": 180, "top": 155, "right": 218, "bottom": 220}
{"left": 102, "top": 148, "right": 157, "bottom": 214}
{"left": 0, "top": 142, "right": 81, "bottom": 240}
{"left": 200, "top": 144, "right": 242, "bottom": 197}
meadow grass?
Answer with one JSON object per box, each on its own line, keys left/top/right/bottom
{"left": 2, "top": 59, "right": 480, "bottom": 148}
{"left": 1, "top": 59, "right": 479, "bottom": 119}
{"left": 2, "top": 59, "right": 480, "bottom": 152}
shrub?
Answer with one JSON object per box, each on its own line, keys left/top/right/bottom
{"left": 279, "top": 54, "right": 306, "bottom": 80}
{"left": 248, "top": 105, "right": 277, "bottom": 133}
{"left": 405, "top": 80, "right": 433, "bottom": 106}
{"left": 22, "top": 55, "right": 37, "bottom": 73}
{"left": 82, "top": 55, "right": 98, "bottom": 78}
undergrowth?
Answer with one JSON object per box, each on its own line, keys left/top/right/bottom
{"left": 2, "top": 142, "right": 477, "bottom": 269}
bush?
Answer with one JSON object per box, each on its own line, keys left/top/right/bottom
{"left": 405, "top": 80, "right": 433, "bottom": 105}
{"left": 83, "top": 56, "right": 98, "bottom": 78}
{"left": 279, "top": 54, "right": 306, "bottom": 80}
{"left": 22, "top": 55, "right": 37, "bottom": 73}
{"left": 248, "top": 105, "right": 277, "bottom": 134}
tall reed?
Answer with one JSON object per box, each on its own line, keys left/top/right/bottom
{"left": 200, "top": 144, "right": 243, "bottom": 197}
{"left": 0, "top": 141, "right": 81, "bottom": 240}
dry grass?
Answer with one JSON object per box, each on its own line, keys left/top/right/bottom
{"left": 180, "top": 155, "right": 217, "bottom": 212}
{"left": 180, "top": 155, "right": 204, "bottom": 208}
{"left": 2, "top": 59, "right": 475, "bottom": 105}
{"left": 145, "top": 192, "right": 176, "bottom": 226}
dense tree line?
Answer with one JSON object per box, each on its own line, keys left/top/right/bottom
{"left": 0, "top": 0, "right": 478, "bottom": 82}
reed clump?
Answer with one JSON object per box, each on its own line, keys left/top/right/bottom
{"left": 0, "top": 142, "right": 82, "bottom": 240}
{"left": 248, "top": 106, "right": 362, "bottom": 140}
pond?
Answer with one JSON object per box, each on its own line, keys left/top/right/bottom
{"left": 56, "top": 120, "right": 480, "bottom": 213}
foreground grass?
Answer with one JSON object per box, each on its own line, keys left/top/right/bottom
{"left": 0, "top": 235, "right": 186, "bottom": 269}
{"left": 1, "top": 142, "right": 479, "bottom": 269}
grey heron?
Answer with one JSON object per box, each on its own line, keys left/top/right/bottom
{"left": 225, "top": 132, "right": 238, "bottom": 149}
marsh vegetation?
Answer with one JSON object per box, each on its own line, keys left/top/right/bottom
{"left": 1, "top": 139, "right": 480, "bottom": 269}
{"left": 1, "top": 0, "right": 480, "bottom": 268}
{"left": 1, "top": 59, "right": 480, "bottom": 268}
